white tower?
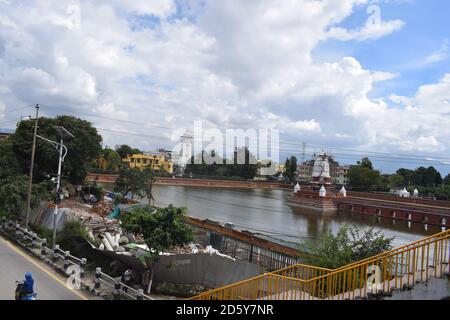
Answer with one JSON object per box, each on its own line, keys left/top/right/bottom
{"left": 178, "top": 132, "right": 193, "bottom": 175}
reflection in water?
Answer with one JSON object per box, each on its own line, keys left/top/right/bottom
{"left": 104, "top": 183, "right": 443, "bottom": 248}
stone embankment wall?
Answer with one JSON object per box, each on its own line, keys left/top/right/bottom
{"left": 86, "top": 174, "right": 291, "bottom": 190}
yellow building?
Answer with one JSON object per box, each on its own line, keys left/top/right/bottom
{"left": 122, "top": 153, "right": 174, "bottom": 174}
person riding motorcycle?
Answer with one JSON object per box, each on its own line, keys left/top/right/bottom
{"left": 15, "top": 272, "right": 37, "bottom": 300}
{"left": 23, "top": 272, "right": 34, "bottom": 295}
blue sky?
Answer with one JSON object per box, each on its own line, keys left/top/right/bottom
{"left": 0, "top": 0, "right": 449, "bottom": 175}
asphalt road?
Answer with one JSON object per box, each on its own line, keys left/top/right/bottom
{"left": 0, "top": 236, "right": 87, "bottom": 300}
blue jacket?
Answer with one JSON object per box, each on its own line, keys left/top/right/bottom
{"left": 23, "top": 273, "right": 34, "bottom": 294}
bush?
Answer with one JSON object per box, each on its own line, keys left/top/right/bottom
{"left": 301, "top": 225, "right": 394, "bottom": 269}
{"left": 56, "top": 220, "right": 90, "bottom": 254}
{"left": 30, "top": 224, "right": 53, "bottom": 243}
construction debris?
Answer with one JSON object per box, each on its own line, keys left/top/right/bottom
{"left": 60, "top": 197, "right": 236, "bottom": 263}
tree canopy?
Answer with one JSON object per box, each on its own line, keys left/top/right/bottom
{"left": 103, "top": 148, "right": 122, "bottom": 171}
{"left": 0, "top": 175, "right": 51, "bottom": 218}
{"left": 116, "top": 144, "right": 142, "bottom": 159}
{"left": 184, "top": 147, "right": 258, "bottom": 180}
{"left": 397, "top": 166, "right": 443, "bottom": 188}
{"left": 120, "top": 205, "right": 193, "bottom": 293}
{"left": 348, "top": 159, "right": 385, "bottom": 191}
{"left": 11, "top": 116, "right": 102, "bottom": 184}
{"left": 121, "top": 205, "right": 193, "bottom": 259}
{"left": 284, "top": 156, "right": 298, "bottom": 182}
{"left": 0, "top": 139, "right": 21, "bottom": 180}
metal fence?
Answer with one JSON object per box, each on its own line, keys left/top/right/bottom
{"left": 189, "top": 229, "right": 450, "bottom": 300}
{"left": 0, "top": 217, "right": 153, "bottom": 300}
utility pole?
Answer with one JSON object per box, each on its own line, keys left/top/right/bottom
{"left": 52, "top": 126, "right": 74, "bottom": 250}
{"left": 301, "top": 142, "right": 306, "bottom": 164}
{"left": 53, "top": 134, "right": 64, "bottom": 249}
{"left": 37, "top": 126, "right": 74, "bottom": 249}
{"left": 25, "top": 104, "right": 39, "bottom": 229}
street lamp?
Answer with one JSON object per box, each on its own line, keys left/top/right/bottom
{"left": 37, "top": 126, "right": 74, "bottom": 249}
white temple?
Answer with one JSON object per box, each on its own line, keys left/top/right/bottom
{"left": 311, "top": 152, "right": 332, "bottom": 185}
{"left": 340, "top": 186, "right": 347, "bottom": 197}
{"left": 399, "top": 188, "right": 410, "bottom": 198}
{"left": 319, "top": 185, "right": 327, "bottom": 197}
{"left": 294, "top": 183, "right": 301, "bottom": 193}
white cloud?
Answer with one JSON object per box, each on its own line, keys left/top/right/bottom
{"left": 0, "top": 0, "right": 447, "bottom": 162}
{"left": 328, "top": 19, "right": 404, "bottom": 42}
{"left": 108, "top": 0, "right": 176, "bottom": 18}
{"left": 359, "top": 74, "right": 450, "bottom": 153}
{"left": 424, "top": 39, "right": 449, "bottom": 65}
{"left": 0, "top": 102, "right": 5, "bottom": 120}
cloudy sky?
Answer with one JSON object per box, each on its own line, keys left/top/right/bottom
{"left": 0, "top": 0, "right": 449, "bottom": 174}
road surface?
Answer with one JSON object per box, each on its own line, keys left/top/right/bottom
{"left": 0, "top": 236, "right": 87, "bottom": 300}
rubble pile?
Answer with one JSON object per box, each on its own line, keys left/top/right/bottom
{"left": 63, "top": 197, "right": 236, "bottom": 261}
{"left": 91, "top": 201, "right": 114, "bottom": 217}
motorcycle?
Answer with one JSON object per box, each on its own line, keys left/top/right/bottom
{"left": 15, "top": 281, "right": 39, "bottom": 301}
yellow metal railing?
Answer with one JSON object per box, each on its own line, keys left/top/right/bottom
{"left": 189, "top": 229, "right": 450, "bottom": 300}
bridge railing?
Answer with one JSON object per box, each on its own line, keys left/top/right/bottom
{"left": 93, "top": 267, "right": 153, "bottom": 300}
{"left": 305, "top": 229, "right": 450, "bottom": 300}
{"left": 190, "top": 229, "right": 450, "bottom": 300}
{"left": 0, "top": 217, "right": 153, "bottom": 300}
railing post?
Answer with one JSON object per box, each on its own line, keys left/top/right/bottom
{"left": 114, "top": 278, "right": 121, "bottom": 296}
{"left": 64, "top": 251, "right": 71, "bottom": 270}
{"left": 80, "top": 258, "right": 87, "bottom": 278}
{"left": 53, "top": 245, "right": 60, "bottom": 262}
{"left": 31, "top": 233, "right": 37, "bottom": 249}
{"left": 41, "top": 238, "right": 47, "bottom": 256}
{"left": 95, "top": 268, "right": 101, "bottom": 289}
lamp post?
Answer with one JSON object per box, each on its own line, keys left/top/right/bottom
{"left": 37, "top": 126, "right": 74, "bottom": 249}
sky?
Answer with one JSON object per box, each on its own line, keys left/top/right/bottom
{"left": 0, "top": 0, "right": 449, "bottom": 174}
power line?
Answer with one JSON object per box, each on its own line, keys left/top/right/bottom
{"left": 11, "top": 105, "right": 450, "bottom": 168}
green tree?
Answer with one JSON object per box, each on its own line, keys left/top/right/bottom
{"left": 229, "top": 147, "right": 258, "bottom": 180}
{"left": 423, "top": 166, "right": 439, "bottom": 187}
{"left": 396, "top": 168, "right": 415, "bottom": 186}
{"left": 0, "top": 175, "right": 51, "bottom": 219}
{"left": 357, "top": 157, "right": 373, "bottom": 170}
{"left": 284, "top": 156, "right": 298, "bottom": 182}
{"left": 104, "top": 149, "right": 122, "bottom": 171}
{"left": 120, "top": 205, "right": 193, "bottom": 293}
{"left": 444, "top": 174, "right": 450, "bottom": 185}
{"left": 114, "top": 168, "right": 147, "bottom": 198}
{"left": 348, "top": 159, "right": 383, "bottom": 191}
{"left": 389, "top": 174, "right": 404, "bottom": 189}
{"left": 435, "top": 172, "right": 443, "bottom": 186}
{"left": 185, "top": 147, "right": 257, "bottom": 180}
{"left": 116, "top": 145, "right": 142, "bottom": 159}
{"left": 301, "top": 225, "right": 394, "bottom": 269}
{"left": 413, "top": 167, "right": 427, "bottom": 186}
{"left": 11, "top": 116, "right": 102, "bottom": 184}
{"left": 0, "top": 139, "right": 21, "bottom": 180}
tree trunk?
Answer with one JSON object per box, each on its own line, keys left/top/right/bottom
{"left": 146, "top": 267, "right": 154, "bottom": 294}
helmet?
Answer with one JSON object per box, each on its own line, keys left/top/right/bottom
{"left": 25, "top": 272, "right": 33, "bottom": 279}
